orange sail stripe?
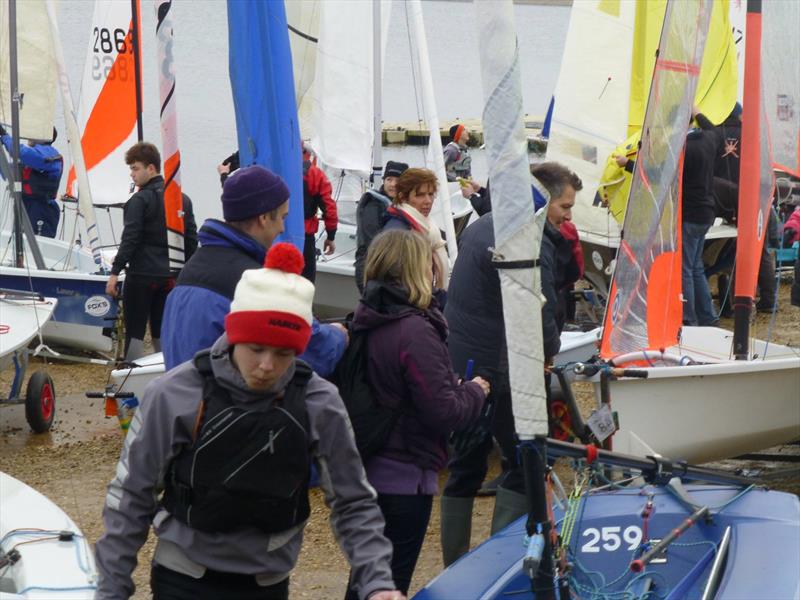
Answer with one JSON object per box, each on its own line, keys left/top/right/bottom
{"left": 66, "top": 24, "right": 138, "bottom": 196}
{"left": 163, "top": 151, "right": 184, "bottom": 233}
{"left": 655, "top": 58, "right": 701, "bottom": 75}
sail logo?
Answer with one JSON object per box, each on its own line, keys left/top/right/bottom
{"left": 611, "top": 293, "right": 621, "bottom": 324}
{"left": 85, "top": 295, "right": 111, "bottom": 318}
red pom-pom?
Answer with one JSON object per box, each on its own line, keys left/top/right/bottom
{"left": 265, "top": 242, "right": 305, "bottom": 275}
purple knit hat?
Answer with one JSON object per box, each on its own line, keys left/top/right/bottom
{"left": 221, "top": 165, "right": 290, "bottom": 221}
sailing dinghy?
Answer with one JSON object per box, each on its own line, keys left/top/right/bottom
{"left": 415, "top": 3, "right": 800, "bottom": 598}
{"left": 575, "top": 0, "right": 800, "bottom": 465}
{"left": 0, "top": 471, "right": 97, "bottom": 598}
{"left": 0, "top": 0, "right": 118, "bottom": 354}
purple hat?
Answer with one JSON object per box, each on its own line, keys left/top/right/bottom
{"left": 222, "top": 165, "right": 290, "bottom": 221}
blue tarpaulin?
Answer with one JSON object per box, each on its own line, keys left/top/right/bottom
{"left": 226, "top": 0, "right": 304, "bottom": 252}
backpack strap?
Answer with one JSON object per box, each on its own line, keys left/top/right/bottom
{"left": 281, "top": 359, "right": 313, "bottom": 434}
{"left": 190, "top": 349, "right": 219, "bottom": 440}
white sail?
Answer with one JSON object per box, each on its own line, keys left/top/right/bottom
{"left": 45, "top": 0, "right": 104, "bottom": 267}
{"left": 309, "top": 1, "right": 390, "bottom": 174}
{"left": 67, "top": 0, "right": 141, "bottom": 206}
{"left": 475, "top": 0, "right": 548, "bottom": 439}
{"left": 0, "top": 0, "right": 57, "bottom": 141}
{"left": 545, "top": 0, "right": 636, "bottom": 246}
{"left": 406, "top": 0, "right": 458, "bottom": 266}
{"left": 286, "top": 0, "right": 320, "bottom": 139}
{"left": 761, "top": 1, "right": 800, "bottom": 177}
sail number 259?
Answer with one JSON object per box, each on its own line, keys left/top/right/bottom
{"left": 580, "top": 526, "right": 642, "bottom": 553}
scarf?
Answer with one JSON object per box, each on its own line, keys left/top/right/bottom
{"left": 397, "top": 203, "right": 450, "bottom": 290}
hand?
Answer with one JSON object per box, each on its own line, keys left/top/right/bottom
{"left": 217, "top": 163, "right": 231, "bottom": 175}
{"left": 614, "top": 154, "right": 628, "bottom": 168}
{"left": 460, "top": 185, "right": 473, "bottom": 199}
{"left": 105, "top": 274, "right": 119, "bottom": 298}
{"left": 471, "top": 376, "right": 491, "bottom": 396}
{"left": 470, "top": 181, "right": 482, "bottom": 194}
{"left": 324, "top": 238, "right": 336, "bottom": 255}
{"left": 368, "top": 592, "right": 406, "bottom": 600}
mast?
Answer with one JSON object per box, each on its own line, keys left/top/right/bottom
{"left": 8, "top": 0, "right": 24, "bottom": 268}
{"left": 45, "top": 0, "right": 104, "bottom": 268}
{"left": 732, "top": 0, "right": 762, "bottom": 360}
{"left": 155, "top": 0, "right": 186, "bottom": 273}
{"left": 131, "top": 0, "right": 143, "bottom": 141}
{"left": 371, "top": 0, "right": 382, "bottom": 190}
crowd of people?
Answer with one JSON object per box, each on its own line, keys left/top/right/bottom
{"left": 82, "top": 114, "right": 798, "bottom": 598}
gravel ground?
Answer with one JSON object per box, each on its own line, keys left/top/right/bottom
{"left": 0, "top": 281, "right": 797, "bottom": 597}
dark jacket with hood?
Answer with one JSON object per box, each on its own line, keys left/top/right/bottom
{"left": 351, "top": 281, "right": 484, "bottom": 494}
{"left": 682, "top": 113, "right": 722, "bottom": 226}
{"left": 111, "top": 175, "right": 198, "bottom": 277}
{"left": 540, "top": 220, "right": 575, "bottom": 359}
{"left": 355, "top": 187, "right": 392, "bottom": 292}
{"left": 161, "top": 219, "right": 346, "bottom": 374}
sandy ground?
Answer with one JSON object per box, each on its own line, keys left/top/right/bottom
{"left": 0, "top": 280, "right": 798, "bottom": 598}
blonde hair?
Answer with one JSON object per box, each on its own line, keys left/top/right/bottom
{"left": 393, "top": 168, "right": 438, "bottom": 206}
{"left": 364, "top": 230, "right": 433, "bottom": 309}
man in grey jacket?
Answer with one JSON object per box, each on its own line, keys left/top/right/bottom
{"left": 95, "top": 242, "right": 402, "bottom": 600}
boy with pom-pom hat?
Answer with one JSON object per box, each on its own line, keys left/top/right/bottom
{"left": 95, "top": 242, "right": 404, "bottom": 600}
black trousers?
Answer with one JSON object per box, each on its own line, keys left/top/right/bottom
{"left": 122, "top": 274, "right": 174, "bottom": 347}
{"left": 302, "top": 233, "right": 317, "bottom": 282}
{"left": 345, "top": 493, "right": 433, "bottom": 598}
{"left": 151, "top": 564, "right": 289, "bottom": 600}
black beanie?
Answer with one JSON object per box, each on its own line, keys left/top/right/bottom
{"left": 383, "top": 161, "right": 409, "bottom": 178}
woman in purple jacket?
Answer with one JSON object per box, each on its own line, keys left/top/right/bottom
{"left": 345, "top": 229, "right": 489, "bottom": 597}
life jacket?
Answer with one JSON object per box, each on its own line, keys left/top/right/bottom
{"left": 162, "top": 351, "right": 313, "bottom": 534}
{"left": 22, "top": 156, "right": 63, "bottom": 200}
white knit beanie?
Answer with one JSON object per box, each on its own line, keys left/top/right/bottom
{"left": 225, "top": 243, "right": 314, "bottom": 353}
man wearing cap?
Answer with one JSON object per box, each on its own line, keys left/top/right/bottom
{"left": 0, "top": 124, "right": 63, "bottom": 238}
{"left": 161, "top": 165, "right": 347, "bottom": 375}
{"left": 443, "top": 124, "right": 472, "bottom": 182}
{"left": 106, "top": 142, "right": 198, "bottom": 362}
{"left": 354, "top": 160, "right": 409, "bottom": 293}
{"left": 95, "top": 242, "right": 404, "bottom": 600}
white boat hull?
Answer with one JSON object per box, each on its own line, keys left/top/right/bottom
{"left": 0, "top": 472, "right": 97, "bottom": 598}
{"left": 593, "top": 326, "right": 800, "bottom": 463}
{"left": 0, "top": 295, "right": 56, "bottom": 369}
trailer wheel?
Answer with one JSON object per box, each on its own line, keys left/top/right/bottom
{"left": 25, "top": 370, "right": 55, "bottom": 433}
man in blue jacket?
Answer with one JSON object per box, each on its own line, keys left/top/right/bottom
{"left": 161, "top": 165, "right": 347, "bottom": 375}
{"left": 0, "top": 125, "right": 62, "bottom": 237}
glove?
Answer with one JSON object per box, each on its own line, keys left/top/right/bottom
{"left": 450, "top": 395, "right": 494, "bottom": 455}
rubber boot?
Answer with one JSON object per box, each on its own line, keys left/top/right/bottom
{"left": 124, "top": 338, "right": 145, "bottom": 363}
{"left": 151, "top": 337, "right": 162, "bottom": 353}
{"left": 440, "top": 496, "right": 474, "bottom": 567}
{"left": 490, "top": 487, "right": 528, "bottom": 534}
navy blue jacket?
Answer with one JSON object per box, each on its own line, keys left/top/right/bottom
{"left": 161, "top": 219, "right": 347, "bottom": 374}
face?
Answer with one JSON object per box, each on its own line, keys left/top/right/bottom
{"left": 232, "top": 343, "right": 295, "bottom": 391}
{"left": 459, "top": 130, "right": 470, "bottom": 147}
{"left": 546, "top": 185, "right": 576, "bottom": 227}
{"left": 129, "top": 161, "right": 157, "bottom": 188}
{"left": 405, "top": 183, "right": 436, "bottom": 217}
{"left": 383, "top": 176, "right": 399, "bottom": 199}
{"left": 258, "top": 201, "right": 290, "bottom": 247}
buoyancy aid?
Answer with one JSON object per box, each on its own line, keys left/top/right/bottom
{"left": 162, "top": 352, "right": 313, "bottom": 534}
{"left": 22, "top": 155, "right": 63, "bottom": 200}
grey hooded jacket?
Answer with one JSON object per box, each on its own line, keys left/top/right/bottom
{"left": 94, "top": 334, "right": 395, "bottom": 599}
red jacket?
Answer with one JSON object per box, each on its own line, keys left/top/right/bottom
{"left": 785, "top": 207, "right": 800, "bottom": 245}
{"left": 303, "top": 161, "right": 338, "bottom": 238}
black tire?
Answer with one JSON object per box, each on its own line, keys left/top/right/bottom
{"left": 25, "top": 370, "right": 56, "bottom": 433}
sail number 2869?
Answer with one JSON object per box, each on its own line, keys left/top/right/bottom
{"left": 580, "top": 526, "right": 643, "bottom": 553}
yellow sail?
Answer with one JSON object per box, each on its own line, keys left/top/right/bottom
{"left": 603, "top": 0, "right": 738, "bottom": 224}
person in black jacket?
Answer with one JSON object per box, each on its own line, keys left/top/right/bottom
{"left": 105, "top": 142, "right": 197, "bottom": 361}
{"left": 439, "top": 161, "right": 582, "bottom": 567}
{"left": 354, "top": 161, "right": 408, "bottom": 293}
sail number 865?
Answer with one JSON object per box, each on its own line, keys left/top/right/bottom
{"left": 93, "top": 27, "right": 129, "bottom": 55}
{"left": 580, "top": 526, "right": 642, "bottom": 553}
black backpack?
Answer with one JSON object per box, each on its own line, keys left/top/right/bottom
{"left": 329, "top": 329, "right": 400, "bottom": 460}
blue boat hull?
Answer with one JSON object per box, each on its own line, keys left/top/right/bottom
{"left": 414, "top": 485, "right": 800, "bottom": 599}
